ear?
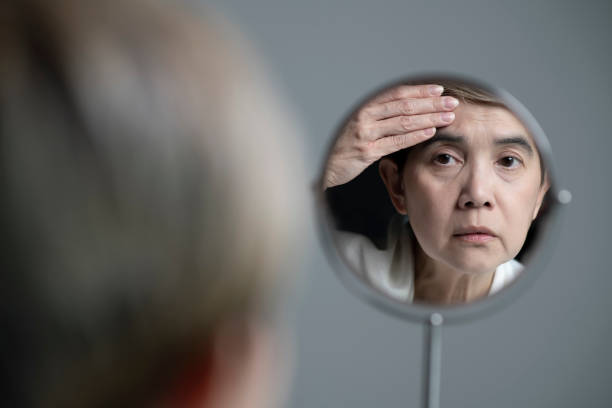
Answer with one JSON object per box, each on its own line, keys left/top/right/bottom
{"left": 379, "top": 158, "right": 408, "bottom": 215}
{"left": 159, "top": 319, "right": 274, "bottom": 408}
{"left": 532, "top": 174, "right": 551, "bottom": 220}
{"left": 159, "top": 341, "right": 215, "bottom": 408}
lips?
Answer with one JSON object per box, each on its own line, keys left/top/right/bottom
{"left": 453, "top": 226, "right": 497, "bottom": 243}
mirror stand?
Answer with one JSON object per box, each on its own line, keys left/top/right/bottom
{"left": 423, "top": 313, "right": 444, "bottom": 408}
{"left": 319, "top": 75, "right": 566, "bottom": 408}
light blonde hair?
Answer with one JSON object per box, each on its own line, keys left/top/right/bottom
{"left": 0, "top": 0, "right": 303, "bottom": 406}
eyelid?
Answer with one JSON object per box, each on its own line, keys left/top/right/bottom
{"left": 432, "top": 150, "right": 463, "bottom": 166}
{"left": 431, "top": 145, "right": 463, "bottom": 157}
{"left": 499, "top": 148, "right": 525, "bottom": 160}
{"left": 496, "top": 154, "right": 524, "bottom": 169}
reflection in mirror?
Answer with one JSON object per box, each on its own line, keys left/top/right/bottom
{"left": 322, "top": 78, "right": 554, "bottom": 306}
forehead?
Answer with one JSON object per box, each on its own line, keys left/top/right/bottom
{"left": 440, "top": 103, "right": 534, "bottom": 145}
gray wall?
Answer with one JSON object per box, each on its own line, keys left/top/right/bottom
{"left": 205, "top": 1, "right": 612, "bottom": 407}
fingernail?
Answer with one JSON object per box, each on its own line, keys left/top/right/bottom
{"left": 425, "top": 127, "right": 436, "bottom": 136}
{"left": 444, "top": 97, "right": 459, "bottom": 109}
{"left": 429, "top": 85, "right": 444, "bottom": 96}
{"left": 441, "top": 112, "right": 455, "bottom": 123}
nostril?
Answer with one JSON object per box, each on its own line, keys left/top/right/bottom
{"left": 462, "top": 200, "right": 490, "bottom": 208}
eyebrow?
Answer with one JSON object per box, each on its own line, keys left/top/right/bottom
{"left": 494, "top": 136, "right": 534, "bottom": 155}
{"left": 419, "top": 134, "right": 464, "bottom": 149}
{"left": 421, "top": 133, "right": 534, "bottom": 155}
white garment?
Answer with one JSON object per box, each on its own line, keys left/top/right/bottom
{"left": 335, "top": 218, "right": 523, "bottom": 302}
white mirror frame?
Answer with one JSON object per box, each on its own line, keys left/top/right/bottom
{"left": 315, "top": 73, "right": 567, "bottom": 325}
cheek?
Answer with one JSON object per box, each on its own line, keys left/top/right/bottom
{"left": 498, "top": 183, "right": 543, "bottom": 252}
{"left": 403, "top": 166, "right": 458, "bottom": 214}
{"left": 403, "top": 177, "right": 456, "bottom": 243}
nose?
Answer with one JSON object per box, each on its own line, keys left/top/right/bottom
{"left": 457, "top": 162, "right": 494, "bottom": 210}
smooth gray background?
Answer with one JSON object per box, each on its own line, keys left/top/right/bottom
{"left": 204, "top": 1, "right": 611, "bottom": 407}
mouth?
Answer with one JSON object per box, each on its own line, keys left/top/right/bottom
{"left": 453, "top": 226, "right": 496, "bottom": 243}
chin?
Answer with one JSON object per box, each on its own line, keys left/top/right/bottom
{"left": 448, "top": 258, "right": 501, "bottom": 275}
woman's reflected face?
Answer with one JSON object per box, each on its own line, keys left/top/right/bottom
{"left": 397, "top": 102, "right": 549, "bottom": 274}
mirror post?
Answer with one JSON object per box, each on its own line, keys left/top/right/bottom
{"left": 423, "top": 313, "right": 443, "bottom": 408}
{"left": 319, "top": 75, "right": 564, "bottom": 408}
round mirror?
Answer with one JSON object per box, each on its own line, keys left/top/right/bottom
{"left": 316, "top": 74, "right": 566, "bottom": 324}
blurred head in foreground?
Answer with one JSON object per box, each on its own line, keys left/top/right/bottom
{"left": 0, "top": 0, "right": 304, "bottom": 407}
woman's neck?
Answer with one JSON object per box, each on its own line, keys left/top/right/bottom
{"left": 412, "top": 242, "right": 495, "bottom": 305}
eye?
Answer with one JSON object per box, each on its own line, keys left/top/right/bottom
{"left": 497, "top": 155, "right": 522, "bottom": 169}
{"left": 433, "top": 153, "right": 458, "bottom": 166}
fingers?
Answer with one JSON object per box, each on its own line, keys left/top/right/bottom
{"left": 375, "top": 127, "right": 437, "bottom": 157}
{"left": 368, "top": 111, "right": 455, "bottom": 139}
{"left": 365, "top": 95, "right": 459, "bottom": 121}
{"left": 369, "top": 84, "right": 444, "bottom": 105}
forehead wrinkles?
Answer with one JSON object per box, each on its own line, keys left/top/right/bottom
{"left": 439, "top": 104, "right": 535, "bottom": 148}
